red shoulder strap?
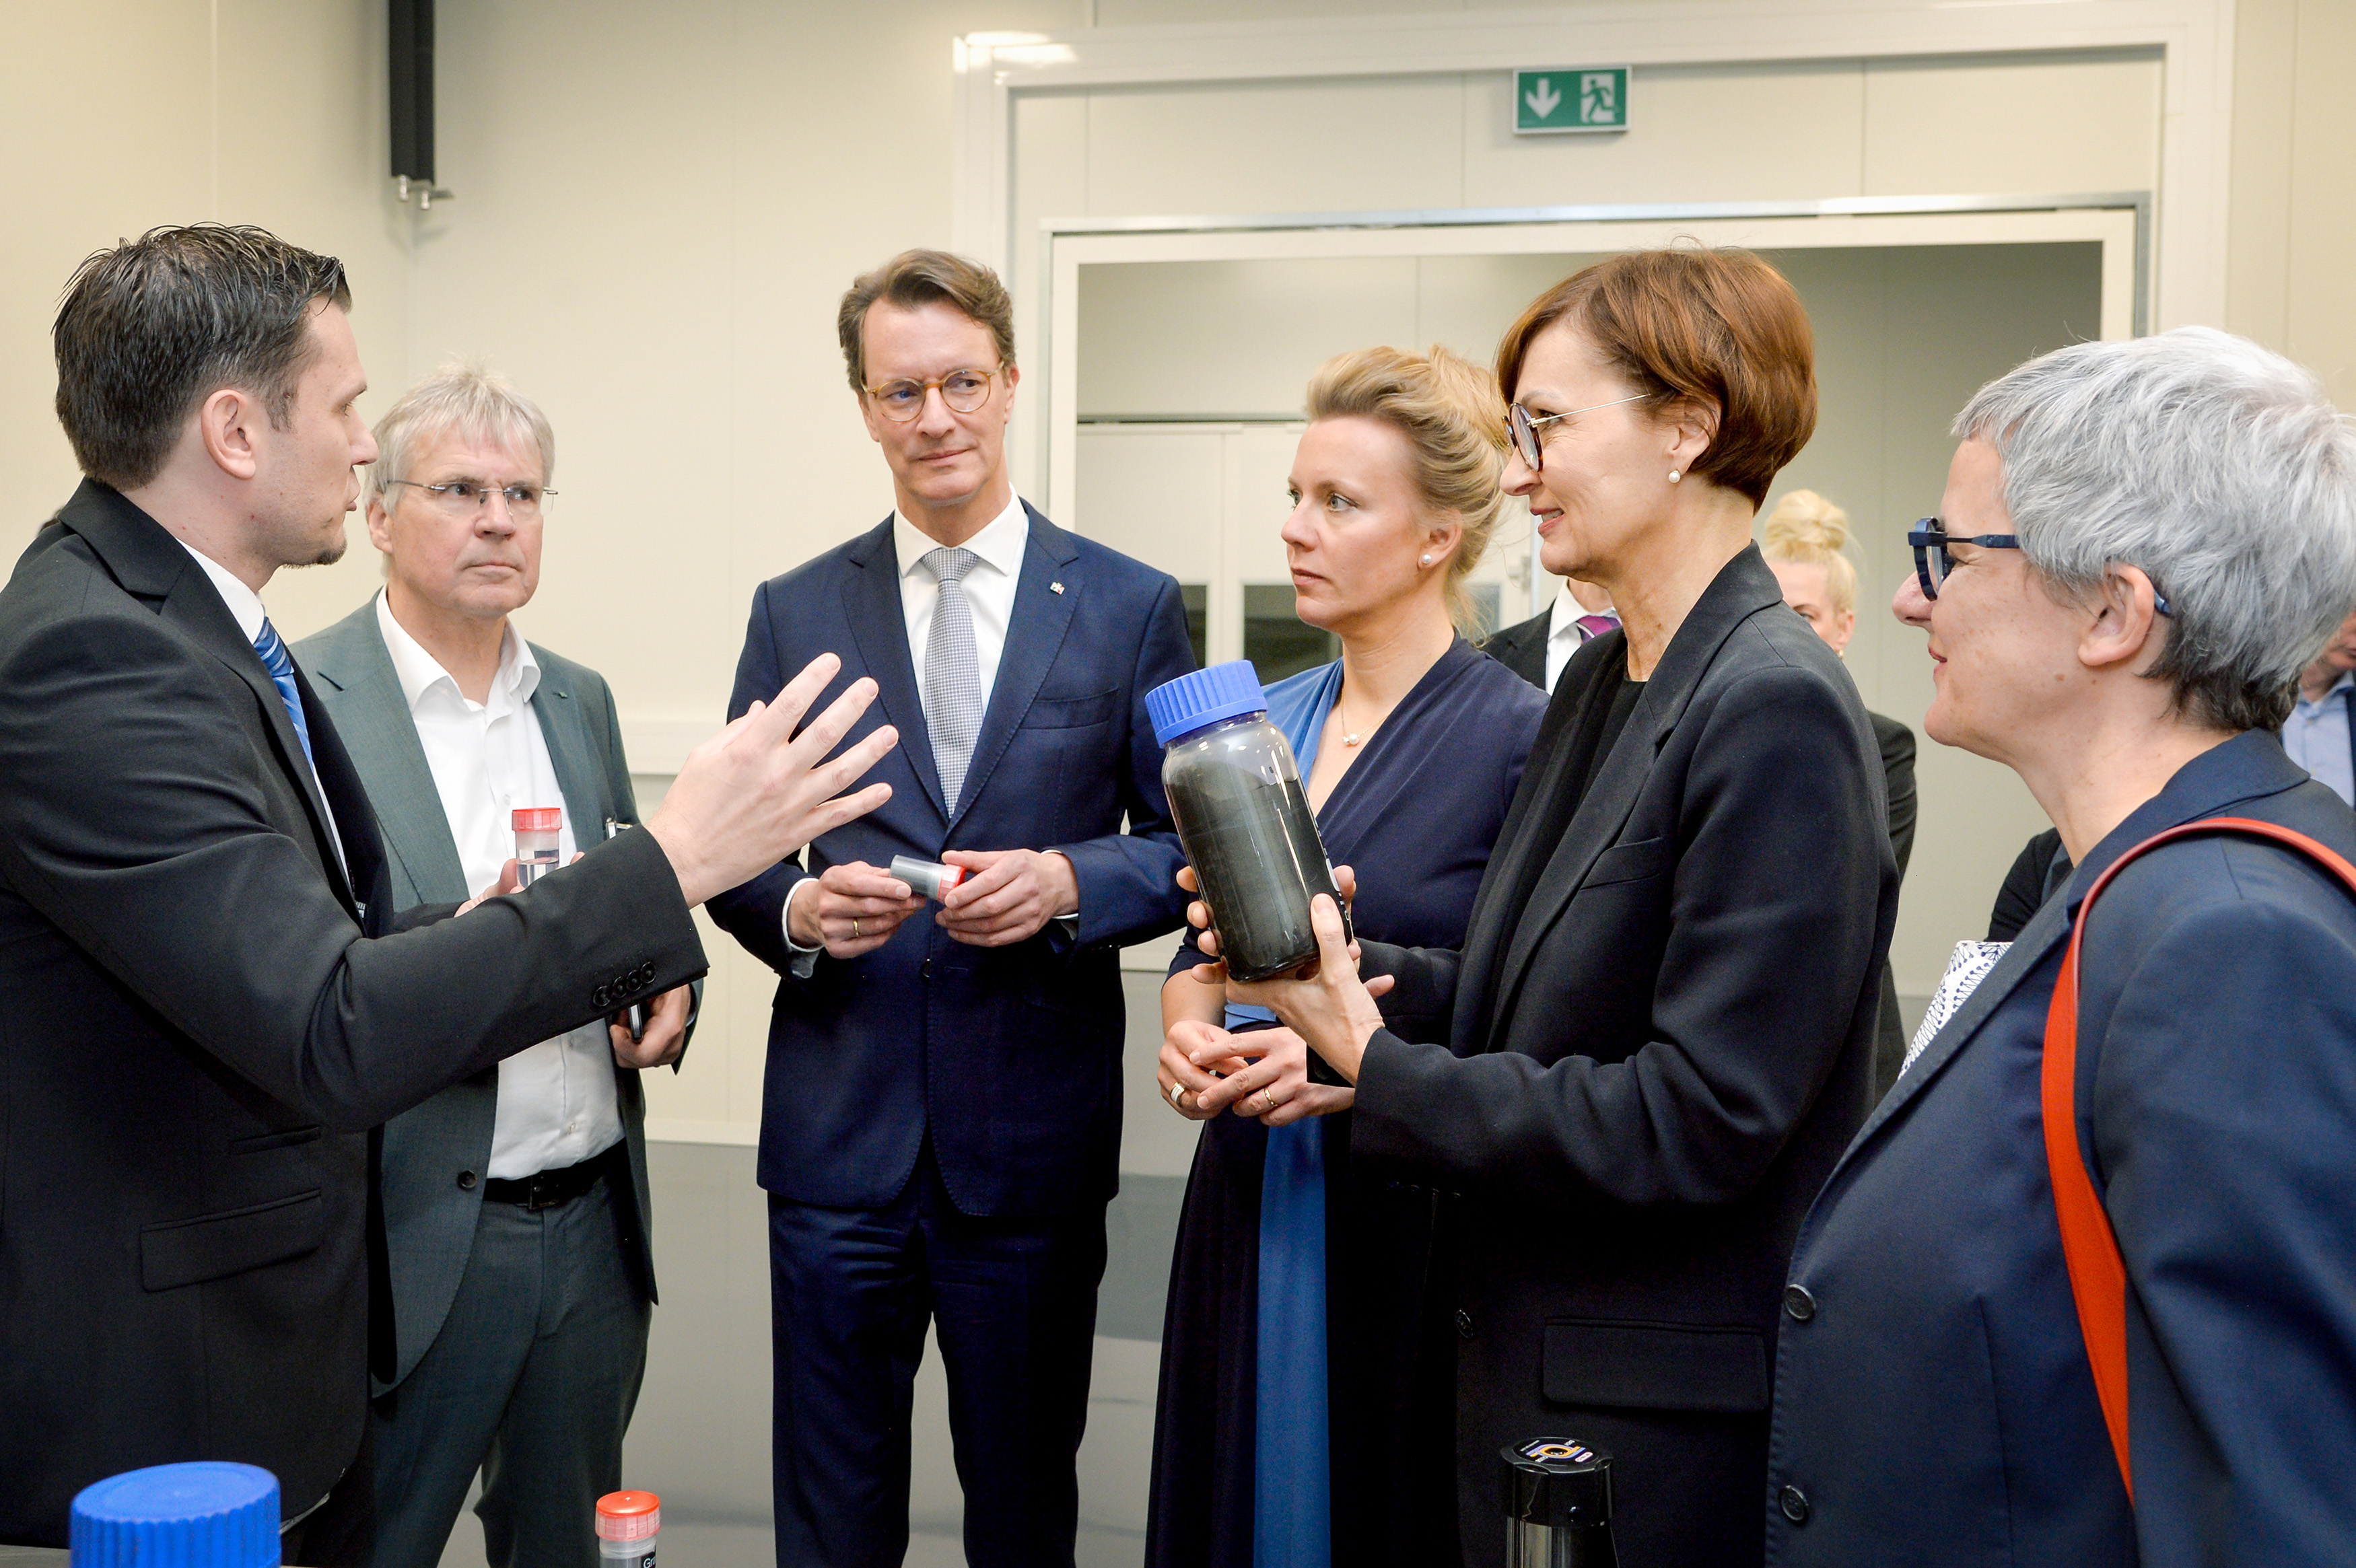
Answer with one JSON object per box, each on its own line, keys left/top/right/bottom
{"left": 2043, "top": 814, "right": 2356, "bottom": 1503}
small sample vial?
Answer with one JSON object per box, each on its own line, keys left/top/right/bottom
{"left": 513, "top": 807, "right": 563, "bottom": 888}
{"left": 596, "top": 1490, "right": 660, "bottom": 1568}
{"left": 889, "top": 854, "right": 968, "bottom": 902}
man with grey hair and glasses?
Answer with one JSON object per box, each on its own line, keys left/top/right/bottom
{"left": 295, "top": 365, "right": 688, "bottom": 1568}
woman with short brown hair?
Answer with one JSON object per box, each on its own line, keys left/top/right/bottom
{"left": 1181, "top": 248, "right": 1898, "bottom": 1563}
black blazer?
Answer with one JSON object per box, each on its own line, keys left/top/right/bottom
{"left": 1480, "top": 607, "right": 1550, "bottom": 688}
{"left": 0, "top": 483, "right": 705, "bottom": 1545}
{"left": 1350, "top": 548, "right": 1896, "bottom": 1567}
{"left": 1868, "top": 711, "right": 1918, "bottom": 1095}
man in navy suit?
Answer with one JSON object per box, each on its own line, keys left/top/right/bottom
{"left": 707, "top": 250, "right": 1193, "bottom": 1567}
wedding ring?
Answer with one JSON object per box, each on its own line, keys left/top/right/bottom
{"left": 1260, "top": 1088, "right": 1278, "bottom": 1113}
{"left": 852, "top": 917, "right": 862, "bottom": 939}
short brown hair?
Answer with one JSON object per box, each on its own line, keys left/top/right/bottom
{"left": 54, "top": 223, "right": 352, "bottom": 491}
{"left": 1306, "top": 345, "right": 1509, "bottom": 635}
{"left": 1495, "top": 248, "right": 1815, "bottom": 507}
{"left": 837, "top": 249, "right": 1016, "bottom": 395}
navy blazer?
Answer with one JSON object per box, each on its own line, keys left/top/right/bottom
{"left": 1769, "top": 732, "right": 2356, "bottom": 1565}
{"left": 706, "top": 503, "right": 1193, "bottom": 1217}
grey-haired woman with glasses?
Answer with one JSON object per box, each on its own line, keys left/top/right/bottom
{"left": 1771, "top": 328, "right": 2356, "bottom": 1563}
{"left": 1183, "top": 248, "right": 1897, "bottom": 1566}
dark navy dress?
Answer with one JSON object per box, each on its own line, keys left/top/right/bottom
{"left": 1144, "top": 637, "right": 1544, "bottom": 1568}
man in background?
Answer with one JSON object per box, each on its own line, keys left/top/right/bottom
{"left": 2283, "top": 607, "right": 2356, "bottom": 807}
{"left": 1481, "top": 575, "right": 1616, "bottom": 691}
{"left": 296, "top": 365, "right": 693, "bottom": 1568}
{"left": 0, "top": 224, "right": 893, "bottom": 1557}
{"left": 706, "top": 250, "right": 1193, "bottom": 1567}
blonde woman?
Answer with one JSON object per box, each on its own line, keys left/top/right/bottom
{"left": 1146, "top": 347, "right": 1546, "bottom": 1568}
{"left": 1762, "top": 490, "right": 1918, "bottom": 1094}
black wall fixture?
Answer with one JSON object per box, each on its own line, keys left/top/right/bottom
{"left": 389, "top": 0, "right": 450, "bottom": 207}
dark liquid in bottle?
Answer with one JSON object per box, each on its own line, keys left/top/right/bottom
{"left": 1167, "top": 760, "right": 1346, "bottom": 983}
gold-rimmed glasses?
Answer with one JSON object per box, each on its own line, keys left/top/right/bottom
{"left": 863, "top": 365, "right": 1003, "bottom": 423}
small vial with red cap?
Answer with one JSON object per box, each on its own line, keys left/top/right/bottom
{"left": 888, "top": 854, "right": 967, "bottom": 902}
{"left": 596, "top": 1490, "right": 659, "bottom": 1568}
{"left": 513, "top": 807, "right": 563, "bottom": 888}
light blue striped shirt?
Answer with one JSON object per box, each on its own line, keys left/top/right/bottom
{"left": 2282, "top": 672, "right": 2355, "bottom": 807}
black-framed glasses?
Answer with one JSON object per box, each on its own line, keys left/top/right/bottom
{"left": 1909, "top": 518, "right": 2174, "bottom": 615}
{"left": 385, "top": 478, "right": 554, "bottom": 518}
{"left": 1507, "top": 392, "right": 1648, "bottom": 470}
{"left": 864, "top": 365, "right": 1002, "bottom": 423}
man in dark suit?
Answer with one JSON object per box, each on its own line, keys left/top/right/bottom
{"left": 1480, "top": 576, "right": 1616, "bottom": 691}
{"left": 0, "top": 225, "right": 893, "bottom": 1557}
{"left": 705, "top": 250, "right": 1192, "bottom": 1566}
{"left": 296, "top": 364, "right": 697, "bottom": 1568}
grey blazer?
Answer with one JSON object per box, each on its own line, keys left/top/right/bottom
{"left": 295, "top": 599, "right": 681, "bottom": 1390}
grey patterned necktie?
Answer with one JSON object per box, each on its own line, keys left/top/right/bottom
{"left": 922, "top": 546, "right": 984, "bottom": 812}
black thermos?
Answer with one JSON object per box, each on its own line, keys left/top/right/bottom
{"left": 1501, "top": 1438, "right": 1618, "bottom": 1567}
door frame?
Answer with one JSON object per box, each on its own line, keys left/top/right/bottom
{"left": 950, "top": 0, "right": 2229, "bottom": 324}
{"left": 1038, "top": 195, "right": 2145, "bottom": 596}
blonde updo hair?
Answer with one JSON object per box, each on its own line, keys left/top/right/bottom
{"left": 1760, "top": 489, "right": 1858, "bottom": 617}
{"left": 1305, "top": 345, "right": 1510, "bottom": 635}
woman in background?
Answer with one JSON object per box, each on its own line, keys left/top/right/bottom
{"left": 1145, "top": 347, "right": 1546, "bottom": 1568}
{"left": 1761, "top": 489, "right": 1918, "bottom": 1095}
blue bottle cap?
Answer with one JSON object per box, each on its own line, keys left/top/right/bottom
{"left": 72, "top": 1462, "right": 280, "bottom": 1568}
{"left": 1146, "top": 662, "right": 1268, "bottom": 748}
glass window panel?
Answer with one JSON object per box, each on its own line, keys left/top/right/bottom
{"left": 1180, "top": 582, "right": 1208, "bottom": 671}
{"left": 1242, "top": 583, "right": 1338, "bottom": 686}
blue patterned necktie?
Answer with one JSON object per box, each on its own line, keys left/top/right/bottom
{"left": 250, "top": 616, "right": 316, "bottom": 770}
{"left": 922, "top": 546, "right": 984, "bottom": 813}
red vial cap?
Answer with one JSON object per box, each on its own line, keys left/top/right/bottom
{"left": 595, "top": 1491, "right": 660, "bottom": 1541}
{"left": 512, "top": 808, "right": 563, "bottom": 832}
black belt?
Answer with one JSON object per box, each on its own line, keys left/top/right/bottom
{"left": 483, "top": 1153, "right": 609, "bottom": 1211}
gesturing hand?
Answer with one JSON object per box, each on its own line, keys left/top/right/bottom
{"left": 646, "top": 653, "right": 898, "bottom": 908}
{"left": 791, "top": 861, "right": 925, "bottom": 959}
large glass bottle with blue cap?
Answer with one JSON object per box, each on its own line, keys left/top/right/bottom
{"left": 1145, "top": 661, "right": 1348, "bottom": 983}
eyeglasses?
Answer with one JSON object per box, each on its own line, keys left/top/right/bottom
{"left": 864, "top": 365, "right": 1002, "bottom": 423}
{"left": 1909, "top": 518, "right": 2174, "bottom": 615}
{"left": 1508, "top": 393, "right": 1649, "bottom": 471}
{"left": 386, "top": 478, "right": 554, "bottom": 519}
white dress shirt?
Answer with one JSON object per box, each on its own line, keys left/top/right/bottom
{"left": 178, "top": 542, "right": 345, "bottom": 875}
{"left": 1544, "top": 581, "right": 1620, "bottom": 692}
{"left": 895, "top": 493, "right": 1031, "bottom": 733}
{"left": 2283, "top": 670, "right": 2356, "bottom": 807}
{"left": 782, "top": 495, "right": 1036, "bottom": 958}
{"left": 376, "top": 592, "right": 623, "bottom": 1179}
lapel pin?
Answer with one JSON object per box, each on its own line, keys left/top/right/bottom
{"left": 1050, "top": 581, "right": 1065, "bottom": 594}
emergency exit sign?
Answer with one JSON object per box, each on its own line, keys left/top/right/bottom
{"left": 1515, "top": 67, "right": 1629, "bottom": 134}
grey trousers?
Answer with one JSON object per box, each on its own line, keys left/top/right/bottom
{"left": 370, "top": 1164, "right": 652, "bottom": 1568}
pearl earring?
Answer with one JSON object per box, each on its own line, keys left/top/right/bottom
{"left": 1420, "top": 553, "right": 1432, "bottom": 566}
{"left": 1668, "top": 469, "right": 1682, "bottom": 483}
